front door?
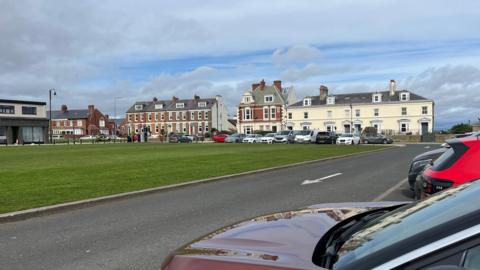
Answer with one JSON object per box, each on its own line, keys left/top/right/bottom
{"left": 344, "top": 124, "right": 351, "bottom": 133}
{"left": 272, "top": 126, "right": 277, "bottom": 132}
{"left": 421, "top": 122, "right": 429, "bottom": 135}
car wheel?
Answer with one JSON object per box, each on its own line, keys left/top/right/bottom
{"left": 364, "top": 140, "right": 369, "bottom": 144}
{"left": 383, "top": 140, "right": 387, "bottom": 144}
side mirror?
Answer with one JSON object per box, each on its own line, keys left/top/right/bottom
{"left": 441, "top": 143, "right": 451, "bottom": 148}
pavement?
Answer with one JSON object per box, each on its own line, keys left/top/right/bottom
{"left": 0, "top": 144, "right": 438, "bottom": 270}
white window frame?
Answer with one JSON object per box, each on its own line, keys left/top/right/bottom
{"left": 422, "top": 106, "right": 428, "bottom": 115}
{"left": 327, "top": 96, "right": 335, "bottom": 105}
{"left": 355, "top": 109, "right": 360, "bottom": 117}
{"left": 148, "top": 114, "right": 152, "bottom": 121}
{"left": 270, "top": 107, "right": 276, "bottom": 119}
{"left": 205, "top": 111, "right": 209, "bottom": 120}
{"left": 402, "top": 107, "right": 407, "bottom": 116}
{"left": 304, "top": 112, "right": 309, "bottom": 119}
{"left": 263, "top": 107, "right": 269, "bottom": 119}
{"left": 191, "top": 111, "right": 195, "bottom": 120}
{"left": 401, "top": 93, "right": 410, "bottom": 101}
{"left": 99, "top": 120, "right": 105, "bottom": 127}
{"left": 374, "top": 108, "right": 379, "bottom": 117}
{"left": 327, "top": 110, "right": 332, "bottom": 118}
{"left": 373, "top": 94, "right": 382, "bottom": 103}
{"left": 176, "top": 103, "right": 185, "bottom": 109}
{"left": 400, "top": 122, "right": 409, "bottom": 133}
{"left": 176, "top": 112, "right": 180, "bottom": 120}
{"left": 288, "top": 112, "right": 292, "bottom": 119}
{"left": 303, "top": 98, "right": 311, "bottom": 106}
{"left": 154, "top": 104, "right": 163, "bottom": 110}
{"left": 244, "top": 107, "right": 252, "bottom": 120}
{"left": 77, "top": 120, "right": 83, "bottom": 126}
{"left": 135, "top": 104, "right": 143, "bottom": 110}
{"left": 169, "top": 112, "right": 172, "bottom": 121}
{"left": 198, "top": 102, "right": 206, "bottom": 108}
{"left": 264, "top": 95, "right": 274, "bottom": 103}
{"left": 198, "top": 111, "right": 202, "bottom": 120}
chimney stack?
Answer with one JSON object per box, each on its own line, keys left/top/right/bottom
{"left": 172, "top": 96, "right": 179, "bottom": 102}
{"left": 194, "top": 94, "right": 200, "bottom": 100}
{"left": 273, "top": 80, "right": 282, "bottom": 90}
{"left": 88, "top": 105, "right": 94, "bottom": 113}
{"left": 251, "top": 83, "right": 260, "bottom": 91}
{"left": 60, "top": 104, "right": 68, "bottom": 113}
{"left": 319, "top": 85, "right": 329, "bottom": 101}
{"left": 389, "top": 80, "right": 396, "bottom": 96}
{"left": 153, "top": 97, "right": 158, "bottom": 102}
{"left": 260, "top": 79, "right": 266, "bottom": 90}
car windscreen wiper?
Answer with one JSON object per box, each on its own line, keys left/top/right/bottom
{"left": 319, "top": 210, "right": 389, "bottom": 268}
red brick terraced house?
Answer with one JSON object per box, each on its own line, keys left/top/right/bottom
{"left": 48, "top": 104, "right": 113, "bottom": 137}
{"left": 125, "top": 95, "right": 229, "bottom": 136}
{"left": 237, "top": 80, "right": 296, "bottom": 134}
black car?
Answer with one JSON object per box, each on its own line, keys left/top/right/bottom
{"left": 363, "top": 134, "right": 393, "bottom": 144}
{"left": 408, "top": 147, "right": 447, "bottom": 192}
{"left": 178, "top": 135, "right": 193, "bottom": 143}
{"left": 316, "top": 131, "right": 337, "bottom": 144}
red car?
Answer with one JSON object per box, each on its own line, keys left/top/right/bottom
{"left": 212, "top": 133, "right": 228, "bottom": 143}
{"left": 421, "top": 136, "right": 480, "bottom": 196}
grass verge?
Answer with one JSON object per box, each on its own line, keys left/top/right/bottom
{"left": 0, "top": 143, "right": 388, "bottom": 213}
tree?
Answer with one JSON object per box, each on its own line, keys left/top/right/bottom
{"left": 450, "top": 123, "right": 473, "bottom": 134}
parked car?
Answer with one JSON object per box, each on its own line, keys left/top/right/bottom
{"left": 162, "top": 180, "right": 480, "bottom": 270}
{"left": 260, "top": 133, "right": 276, "bottom": 144}
{"left": 178, "top": 135, "right": 193, "bottom": 143}
{"left": 79, "top": 135, "right": 96, "bottom": 141}
{"left": 274, "top": 130, "right": 295, "bottom": 144}
{"left": 242, "top": 134, "right": 262, "bottom": 143}
{"left": 336, "top": 133, "right": 360, "bottom": 145}
{"left": 212, "top": 133, "right": 228, "bottom": 143}
{"left": 225, "top": 133, "right": 246, "bottom": 143}
{"left": 168, "top": 134, "right": 180, "bottom": 143}
{"left": 52, "top": 134, "right": 64, "bottom": 140}
{"left": 97, "top": 134, "right": 110, "bottom": 141}
{"left": 407, "top": 147, "right": 448, "bottom": 192}
{"left": 293, "top": 130, "right": 313, "bottom": 144}
{"left": 316, "top": 131, "right": 338, "bottom": 144}
{"left": 419, "top": 136, "right": 480, "bottom": 198}
{"left": 362, "top": 134, "right": 393, "bottom": 144}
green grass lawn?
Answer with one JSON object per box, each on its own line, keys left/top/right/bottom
{"left": 0, "top": 143, "right": 388, "bottom": 213}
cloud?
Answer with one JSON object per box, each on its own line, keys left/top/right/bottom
{"left": 402, "top": 65, "right": 480, "bottom": 127}
{"left": 272, "top": 45, "right": 322, "bottom": 67}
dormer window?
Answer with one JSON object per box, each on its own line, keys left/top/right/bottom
{"left": 135, "top": 104, "right": 143, "bottom": 111}
{"left": 243, "top": 93, "right": 253, "bottom": 104}
{"left": 372, "top": 94, "right": 382, "bottom": 103}
{"left": 327, "top": 96, "right": 335, "bottom": 105}
{"left": 264, "top": 95, "right": 274, "bottom": 103}
{"left": 400, "top": 92, "right": 410, "bottom": 101}
{"left": 303, "top": 98, "right": 311, "bottom": 106}
{"left": 176, "top": 103, "right": 185, "bottom": 109}
{"left": 198, "top": 101, "right": 206, "bottom": 108}
{"left": 154, "top": 104, "right": 164, "bottom": 110}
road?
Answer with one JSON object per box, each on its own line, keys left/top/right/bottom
{"left": 0, "top": 144, "right": 437, "bottom": 270}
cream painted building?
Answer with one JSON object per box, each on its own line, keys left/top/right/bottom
{"left": 287, "top": 81, "right": 434, "bottom": 135}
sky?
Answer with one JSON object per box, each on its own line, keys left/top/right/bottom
{"left": 1, "top": 0, "right": 480, "bottom": 129}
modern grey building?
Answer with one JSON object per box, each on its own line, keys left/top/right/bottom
{"left": 0, "top": 99, "right": 49, "bottom": 144}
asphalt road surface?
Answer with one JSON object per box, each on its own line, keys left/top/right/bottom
{"left": 0, "top": 144, "right": 439, "bottom": 270}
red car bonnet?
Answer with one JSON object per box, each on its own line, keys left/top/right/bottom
{"left": 423, "top": 136, "right": 480, "bottom": 186}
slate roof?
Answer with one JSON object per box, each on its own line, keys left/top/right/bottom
{"left": 47, "top": 110, "right": 90, "bottom": 119}
{"left": 250, "top": 85, "right": 288, "bottom": 105}
{"left": 289, "top": 90, "right": 431, "bottom": 107}
{"left": 126, "top": 98, "right": 217, "bottom": 113}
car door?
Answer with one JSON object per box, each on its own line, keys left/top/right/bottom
{"left": 394, "top": 237, "right": 480, "bottom": 270}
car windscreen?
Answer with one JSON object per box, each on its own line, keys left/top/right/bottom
{"left": 333, "top": 181, "right": 480, "bottom": 270}
{"left": 341, "top": 134, "right": 353, "bottom": 137}
{"left": 265, "top": 133, "right": 275, "bottom": 137}
{"left": 297, "top": 131, "right": 311, "bottom": 135}
{"left": 278, "top": 131, "right": 290, "bottom": 135}
{"left": 318, "top": 132, "right": 330, "bottom": 136}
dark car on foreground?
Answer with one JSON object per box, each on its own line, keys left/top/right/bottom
{"left": 362, "top": 134, "right": 393, "bottom": 144}
{"left": 408, "top": 147, "right": 447, "bottom": 191}
{"left": 162, "top": 180, "right": 480, "bottom": 270}
{"left": 420, "top": 136, "right": 480, "bottom": 198}
{"left": 316, "top": 131, "right": 338, "bottom": 144}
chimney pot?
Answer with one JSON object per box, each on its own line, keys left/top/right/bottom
{"left": 389, "top": 80, "right": 396, "bottom": 96}
{"left": 153, "top": 97, "right": 158, "bottom": 102}
{"left": 60, "top": 104, "right": 68, "bottom": 112}
{"left": 273, "top": 80, "right": 282, "bottom": 90}
{"left": 319, "top": 85, "right": 329, "bottom": 101}
{"left": 260, "top": 79, "right": 266, "bottom": 90}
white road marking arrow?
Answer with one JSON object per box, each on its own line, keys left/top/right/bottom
{"left": 301, "top": 173, "right": 343, "bottom": 185}
{"left": 424, "top": 146, "right": 431, "bottom": 149}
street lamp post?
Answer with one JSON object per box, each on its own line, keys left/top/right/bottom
{"left": 49, "top": 89, "right": 56, "bottom": 143}
{"left": 114, "top": 97, "right": 122, "bottom": 143}
{"left": 350, "top": 103, "right": 353, "bottom": 134}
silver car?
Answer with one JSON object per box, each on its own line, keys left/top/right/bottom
{"left": 273, "top": 130, "right": 294, "bottom": 143}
